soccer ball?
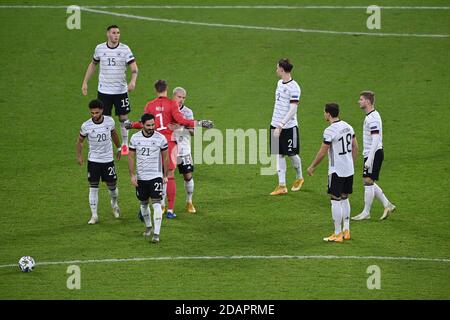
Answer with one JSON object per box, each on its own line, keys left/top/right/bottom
{"left": 18, "top": 256, "right": 35, "bottom": 272}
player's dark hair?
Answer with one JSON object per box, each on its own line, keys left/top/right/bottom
{"left": 141, "top": 113, "right": 155, "bottom": 124}
{"left": 107, "top": 25, "right": 119, "bottom": 31}
{"left": 89, "top": 99, "right": 104, "bottom": 110}
{"left": 325, "top": 103, "right": 339, "bottom": 118}
{"left": 154, "top": 80, "right": 168, "bottom": 93}
{"left": 360, "top": 91, "right": 375, "bottom": 105}
{"left": 278, "top": 58, "right": 293, "bottom": 72}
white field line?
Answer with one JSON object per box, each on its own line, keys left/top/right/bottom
{"left": 0, "top": 5, "right": 450, "bottom": 10}
{"left": 2, "top": 254, "right": 450, "bottom": 268}
{"left": 0, "top": 5, "right": 448, "bottom": 38}
{"left": 73, "top": 7, "right": 449, "bottom": 38}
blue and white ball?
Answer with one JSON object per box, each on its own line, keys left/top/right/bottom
{"left": 18, "top": 256, "right": 35, "bottom": 272}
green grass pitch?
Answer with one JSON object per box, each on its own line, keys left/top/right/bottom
{"left": 0, "top": 0, "right": 449, "bottom": 299}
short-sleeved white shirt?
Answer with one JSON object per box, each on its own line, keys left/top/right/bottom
{"left": 93, "top": 42, "right": 135, "bottom": 95}
{"left": 323, "top": 120, "right": 355, "bottom": 177}
{"left": 271, "top": 79, "right": 301, "bottom": 129}
{"left": 129, "top": 131, "right": 168, "bottom": 181}
{"left": 172, "top": 105, "right": 194, "bottom": 157}
{"left": 363, "top": 110, "right": 383, "bottom": 157}
{"left": 80, "top": 116, "right": 116, "bottom": 163}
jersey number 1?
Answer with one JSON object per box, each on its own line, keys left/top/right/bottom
{"left": 156, "top": 113, "right": 167, "bottom": 131}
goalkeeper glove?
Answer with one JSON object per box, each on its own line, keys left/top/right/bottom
{"left": 197, "top": 120, "right": 214, "bottom": 129}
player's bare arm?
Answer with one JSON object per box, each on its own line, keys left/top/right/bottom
{"left": 274, "top": 102, "right": 298, "bottom": 138}
{"left": 365, "top": 132, "right": 380, "bottom": 170}
{"left": 111, "top": 129, "right": 122, "bottom": 161}
{"left": 161, "top": 148, "right": 169, "bottom": 184}
{"left": 307, "top": 143, "right": 330, "bottom": 176}
{"left": 127, "top": 61, "right": 138, "bottom": 92}
{"left": 81, "top": 60, "right": 98, "bottom": 96}
{"left": 352, "top": 136, "right": 358, "bottom": 164}
{"left": 128, "top": 149, "right": 138, "bottom": 187}
{"left": 76, "top": 135, "right": 86, "bottom": 165}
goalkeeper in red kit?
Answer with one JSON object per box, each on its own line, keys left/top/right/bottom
{"left": 125, "top": 80, "right": 213, "bottom": 218}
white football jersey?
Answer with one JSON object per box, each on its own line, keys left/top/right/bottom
{"left": 363, "top": 110, "right": 383, "bottom": 157}
{"left": 129, "top": 131, "right": 168, "bottom": 181}
{"left": 172, "top": 105, "right": 194, "bottom": 157}
{"left": 93, "top": 42, "right": 135, "bottom": 95}
{"left": 271, "top": 79, "right": 301, "bottom": 129}
{"left": 80, "top": 116, "right": 116, "bottom": 163}
{"left": 323, "top": 120, "right": 355, "bottom": 178}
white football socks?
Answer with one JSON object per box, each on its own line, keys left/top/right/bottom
{"left": 184, "top": 179, "right": 194, "bottom": 203}
{"left": 140, "top": 202, "right": 152, "bottom": 228}
{"left": 120, "top": 121, "right": 128, "bottom": 147}
{"left": 89, "top": 187, "right": 99, "bottom": 218}
{"left": 108, "top": 186, "right": 118, "bottom": 207}
{"left": 341, "top": 198, "right": 351, "bottom": 231}
{"left": 374, "top": 183, "right": 390, "bottom": 208}
{"left": 331, "top": 200, "right": 343, "bottom": 235}
{"left": 363, "top": 185, "right": 375, "bottom": 214}
{"left": 289, "top": 155, "right": 303, "bottom": 179}
{"left": 152, "top": 203, "right": 163, "bottom": 235}
{"left": 161, "top": 182, "right": 167, "bottom": 208}
{"left": 277, "top": 155, "right": 287, "bottom": 186}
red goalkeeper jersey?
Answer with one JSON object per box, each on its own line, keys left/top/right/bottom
{"left": 132, "top": 96, "right": 196, "bottom": 137}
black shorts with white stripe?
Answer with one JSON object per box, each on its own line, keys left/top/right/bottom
{"left": 328, "top": 173, "right": 353, "bottom": 198}
{"left": 135, "top": 178, "right": 164, "bottom": 201}
{"left": 363, "top": 149, "right": 384, "bottom": 181}
{"left": 87, "top": 161, "right": 117, "bottom": 183}
{"left": 270, "top": 125, "right": 299, "bottom": 156}
{"left": 97, "top": 91, "right": 131, "bottom": 116}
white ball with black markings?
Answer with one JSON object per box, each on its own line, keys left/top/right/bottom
{"left": 18, "top": 256, "right": 35, "bottom": 273}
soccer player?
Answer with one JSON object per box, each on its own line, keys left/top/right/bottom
{"left": 125, "top": 80, "right": 213, "bottom": 218}
{"left": 170, "top": 87, "right": 196, "bottom": 213}
{"left": 270, "top": 58, "right": 304, "bottom": 195}
{"left": 352, "top": 91, "right": 396, "bottom": 221}
{"left": 81, "top": 25, "right": 138, "bottom": 156}
{"left": 76, "top": 99, "right": 122, "bottom": 225}
{"left": 128, "top": 113, "right": 169, "bottom": 244}
{"left": 307, "top": 103, "right": 358, "bottom": 242}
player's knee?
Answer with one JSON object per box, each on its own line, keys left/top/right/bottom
{"left": 140, "top": 200, "right": 149, "bottom": 206}
{"left": 363, "top": 178, "right": 374, "bottom": 186}
{"left": 184, "top": 173, "right": 192, "bottom": 181}
{"left": 330, "top": 195, "right": 341, "bottom": 201}
{"left": 150, "top": 198, "right": 161, "bottom": 204}
{"left": 106, "top": 182, "right": 116, "bottom": 190}
{"left": 341, "top": 194, "right": 348, "bottom": 200}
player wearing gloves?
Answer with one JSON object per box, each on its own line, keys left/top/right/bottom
{"left": 124, "top": 80, "right": 213, "bottom": 218}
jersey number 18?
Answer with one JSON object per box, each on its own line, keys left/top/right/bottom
{"left": 338, "top": 133, "right": 352, "bottom": 155}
